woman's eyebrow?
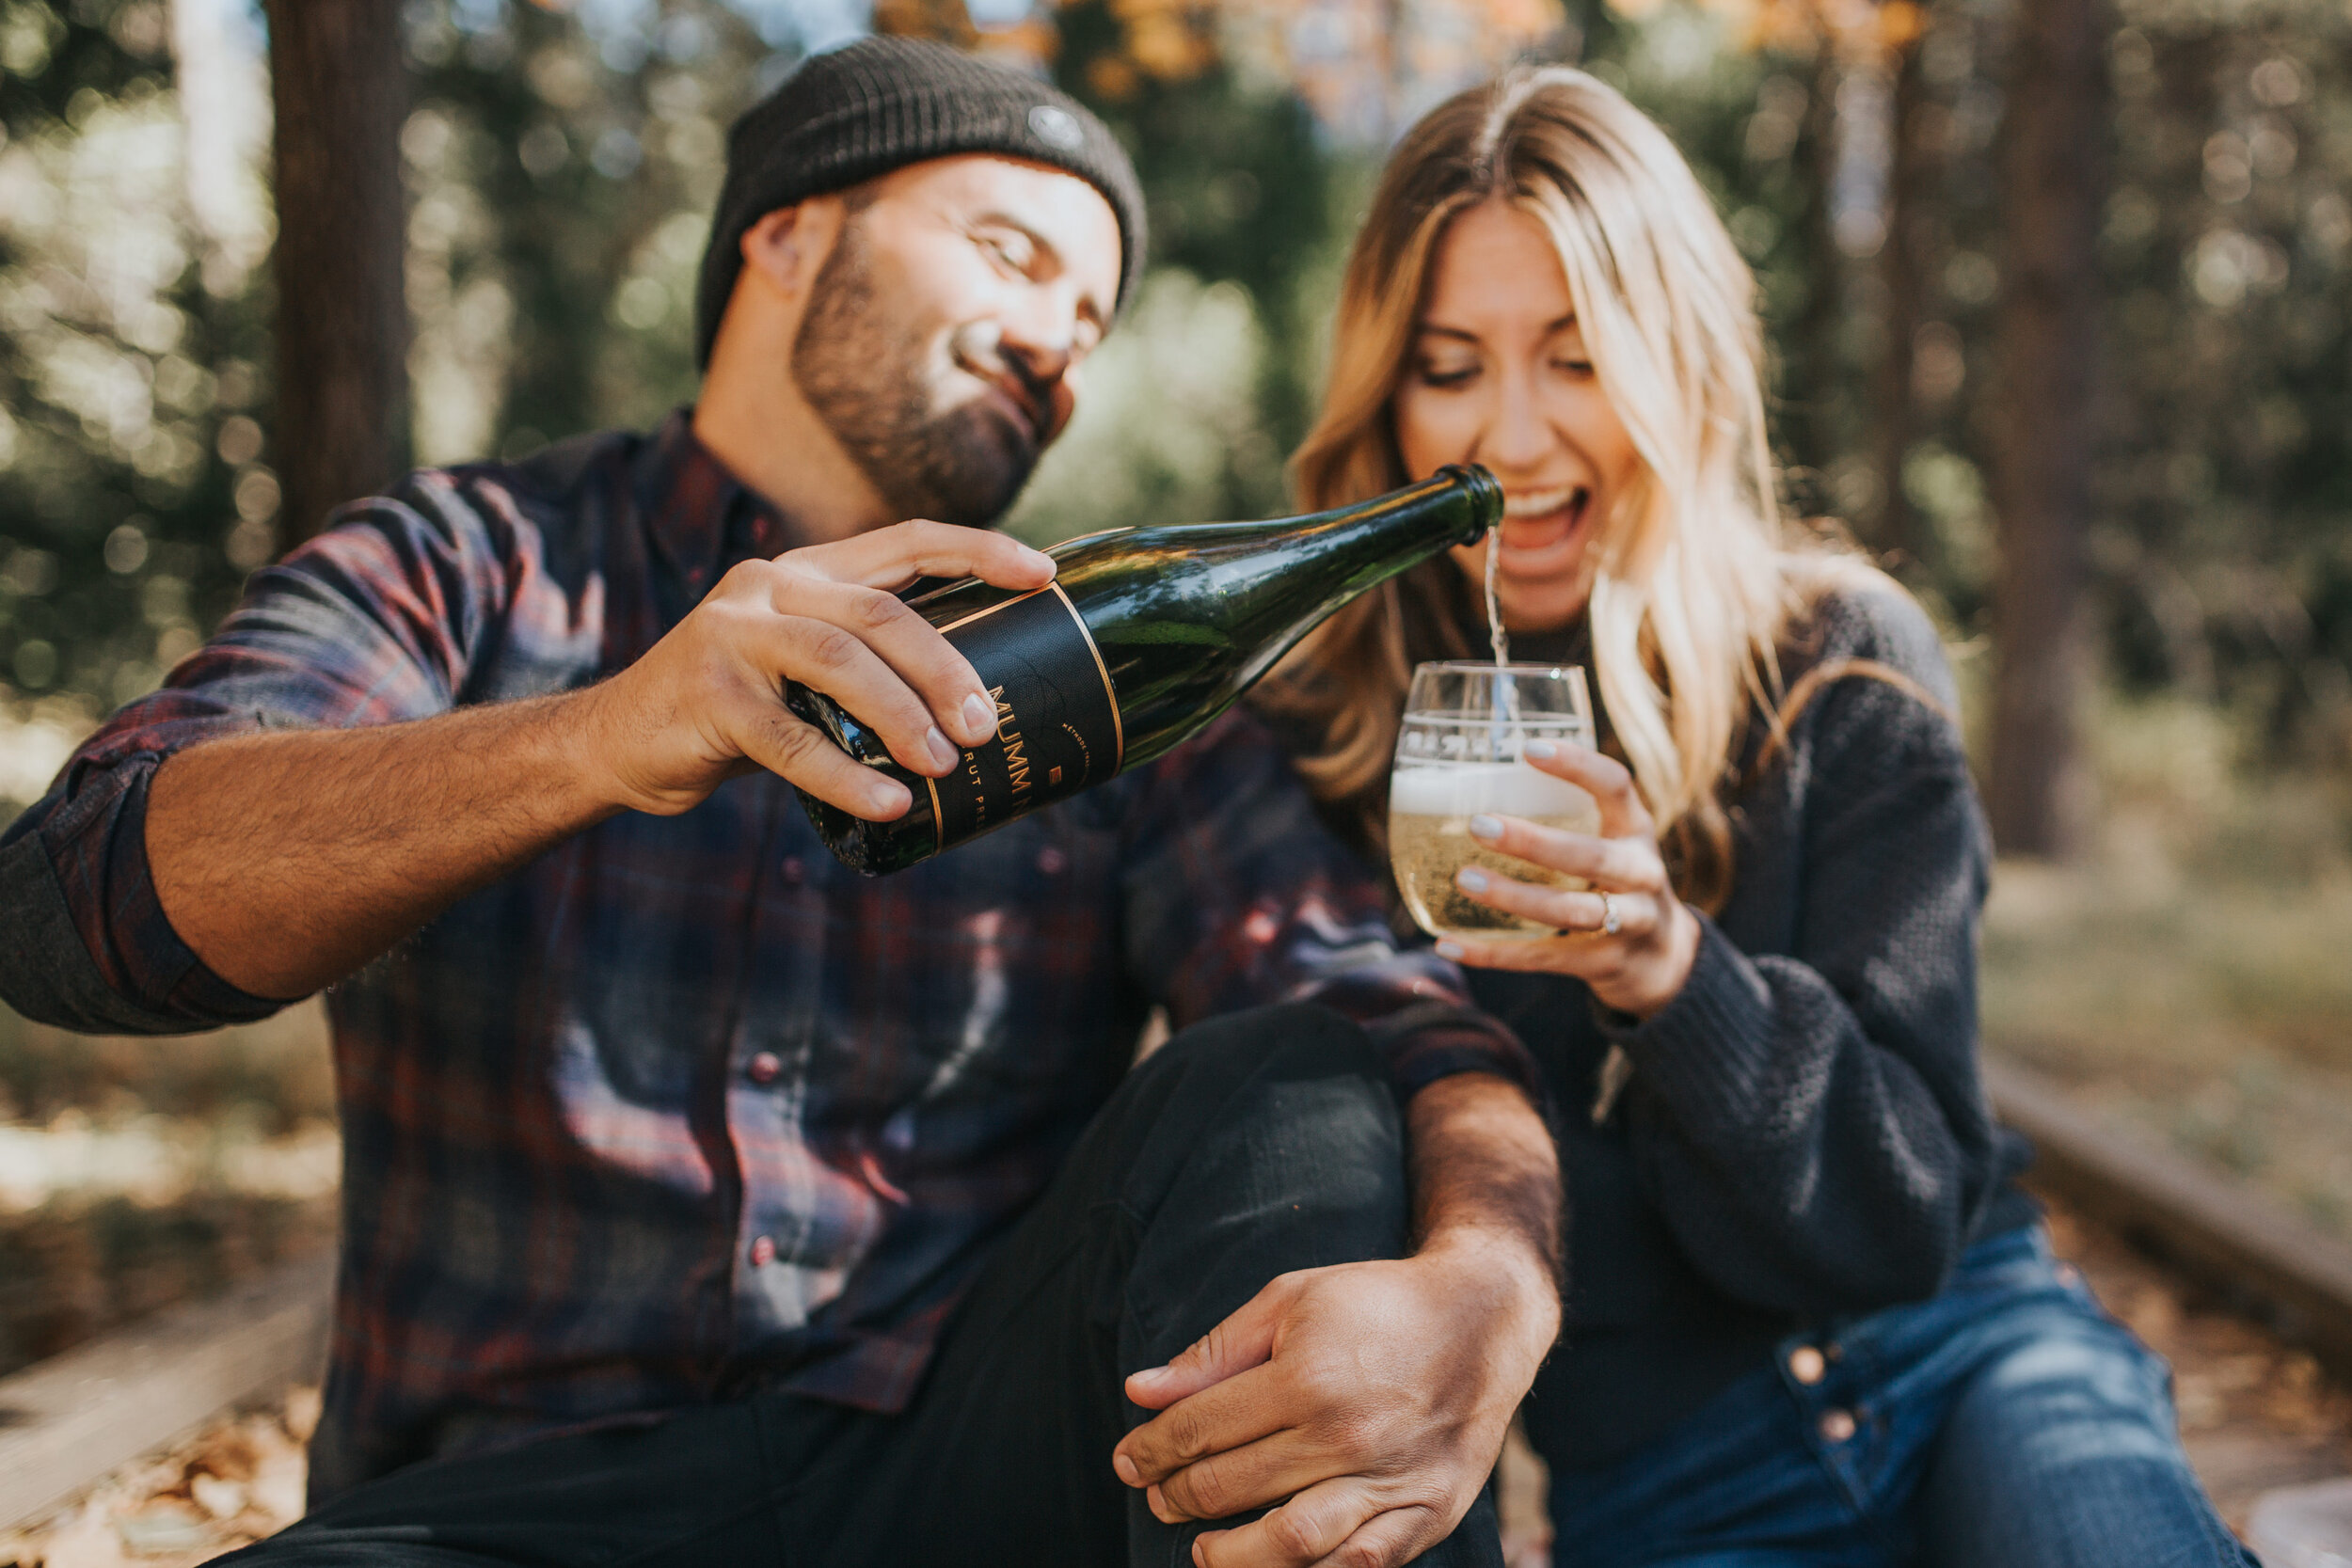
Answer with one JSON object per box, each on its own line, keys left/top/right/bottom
{"left": 1413, "top": 313, "right": 1581, "bottom": 342}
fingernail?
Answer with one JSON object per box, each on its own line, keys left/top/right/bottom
{"left": 924, "top": 725, "right": 958, "bottom": 771}
{"left": 1469, "top": 814, "right": 1502, "bottom": 840}
{"left": 961, "top": 692, "right": 994, "bottom": 737}
{"left": 1436, "top": 941, "right": 1465, "bottom": 959}
{"left": 871, "top": 783, "right": 909, "bottom": 817}
{"left": 1113, "top": 1451, "right": 1140, "bottom": 1486}
{"left": 1524, "top": 739, "right": 1557, "bottom": 759}
{"left": 1455, "top": 867, "right": 1489, "bottom": 894}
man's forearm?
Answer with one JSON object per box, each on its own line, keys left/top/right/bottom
{"left": 149, "top": 692, "right": 618, "bottom": 1001}
{"left": 1406, "top": 1072, "right": 1563, "bottom": 1320}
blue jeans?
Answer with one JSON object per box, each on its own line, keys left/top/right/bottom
{"left": 1545, "top": 1226, "right": 2256, "bottom": 1567}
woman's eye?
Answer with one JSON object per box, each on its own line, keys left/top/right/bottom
{"left": 1551, "top": 358, "right": 1596, "bottom": 377}
{"left": 1418, "top": 362, "right": 1479, "bottom": 388}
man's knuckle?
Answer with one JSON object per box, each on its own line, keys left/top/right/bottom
{"left": 764, "top": 718, "right": 826, "bottom": 766}
{"left": 801, "top": 625, "right": 864, "bottom": 672}
{"left": 1263, "top": 1504, "right": 1325, "bottom": 1558}
{"left": 1178, "top": 1461, "right": 1232, "bottom": 1519}
{"left": 849, "top": 586, "right": 911, "bottom": 633}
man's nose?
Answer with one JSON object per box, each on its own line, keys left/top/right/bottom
{"left": 996, "top": 307, "right": 1075, "bottom": 388}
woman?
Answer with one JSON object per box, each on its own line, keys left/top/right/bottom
{"left": 1269, "top": 68, "right": 2251, "bottom": 1567}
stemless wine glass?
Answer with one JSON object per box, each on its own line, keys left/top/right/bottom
{"left": 1389, "top": 662, "right": 1598, "bottom": 942}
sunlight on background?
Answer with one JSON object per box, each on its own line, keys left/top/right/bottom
{"left": 2, "top": 0, "right": 2351, "bottom": 1375}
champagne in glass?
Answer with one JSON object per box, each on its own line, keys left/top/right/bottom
{"left": 1390, "top": 663, "right": 1597, "bottom": 942}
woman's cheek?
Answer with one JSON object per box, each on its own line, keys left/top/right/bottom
{"left": 1392, "top": 388, "right": 1473, "bottom": 474}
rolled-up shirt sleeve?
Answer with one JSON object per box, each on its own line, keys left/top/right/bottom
{"left": 0, "top": 473, "right": 532, "bottom": 1035}
{"left": 1119, "top": 711, "right": 1541, "bottom": 1102}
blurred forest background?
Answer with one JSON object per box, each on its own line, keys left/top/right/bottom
{"left": 2, "top": 0, "right": 2351, "bottom": 1374}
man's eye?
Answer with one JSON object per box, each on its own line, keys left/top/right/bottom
{"left": 978, "top": 233, "right": 1029, "bottom": 272}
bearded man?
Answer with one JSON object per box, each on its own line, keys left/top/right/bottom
{"left": 0, "top": 40, "right": 1560, "bottom": 1568}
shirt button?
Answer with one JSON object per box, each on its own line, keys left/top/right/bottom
{"left": 749, "top": 1236, "right": 776, "bottom": 1268}
{"left": 1819, "top": 1408, "right": 1856, "bottom": 1443}
{"left": 780, "top": 856, "right": 805, "bottom": 884}
{"left": 1788, "top": 1346, "right": 1826, "bottom": 1386}
{"left": 746, "top": 1052, "right": 782, "bottom": 1085}
{"left": 1036, "top": 846, "right": 1068, "bottom": 876}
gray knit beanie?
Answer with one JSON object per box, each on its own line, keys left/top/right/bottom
{"left": 694, "top": 37, "right": 1146, "bottom": 369}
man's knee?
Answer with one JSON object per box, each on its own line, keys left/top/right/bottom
{"left": 1100, "top": 1003, "right": 1406, "bottom": 1228}
{"left": 1134, "top": 1002, "right": 1389, "bottom": 1101}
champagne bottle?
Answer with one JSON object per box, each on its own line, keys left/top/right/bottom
{"left": 788, "top": 465, "right": 1503, "bottom": 874}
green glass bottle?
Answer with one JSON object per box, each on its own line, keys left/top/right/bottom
{"left": 787, "top": 464, "right": 1502, "bottom": 874}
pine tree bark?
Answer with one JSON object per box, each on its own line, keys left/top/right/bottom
{"left": 1871, "top": 28, "right": 1931, "bottom": 566}
{"left": 1988, "top": 0, "right": 2106, "bottom": 858}
{"left": 265, "top": 0, "right": 409, "bottom": 544}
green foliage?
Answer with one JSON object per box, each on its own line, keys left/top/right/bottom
{"left": 400, "top": 0, "right": 775, "bottom": 461}
{"left": 6, "top": 0, "right": 2352, "bottom": 790}
{"left": 0, "top": 0, "right": 274, "bottom": 745}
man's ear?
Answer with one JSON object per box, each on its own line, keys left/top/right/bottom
{"left": 738, "top": 196, "right": 848, "bottom": 309}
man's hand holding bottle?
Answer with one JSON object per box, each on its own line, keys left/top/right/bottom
{"left": 577, "top": 520, "right": 1056, "bottom": 823}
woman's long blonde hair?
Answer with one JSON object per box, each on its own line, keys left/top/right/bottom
{"left": 1271, "top": 66, "right": 1863, "bottom": 911}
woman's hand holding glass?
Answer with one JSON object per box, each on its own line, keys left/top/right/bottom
{"left": 1433, "top": 739, "right": 1702, "bottom": 1019}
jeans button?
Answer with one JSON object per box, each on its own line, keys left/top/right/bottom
{"left": 749, "top": 1235, "right": 776, "bottom": 1268}
{"left": 1819, "top": 1408, "right": 1856, "bottom": 1443}
{"left": 781, "top": 856, "right": 805, "bottom": 885}
{"left": 747, "top": 1051, "right": 783, "bottom": 1085}
{"left": 1788, "top": 1345, "right": 1827, "bottom": 1386}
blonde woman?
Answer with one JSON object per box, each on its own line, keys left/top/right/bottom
{"left": 1269, "top": 69, "right": 2249, "bottom": 1566}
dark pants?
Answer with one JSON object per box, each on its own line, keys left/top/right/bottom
{"left": 220, "top": 1005, "right": 1504, "bottom": 1568}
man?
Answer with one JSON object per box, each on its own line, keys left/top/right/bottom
{"left": 0, "top": 39, "right": 1559, "bottom": 1568}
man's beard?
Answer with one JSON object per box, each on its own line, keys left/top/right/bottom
{"left": 791, "top": 220, "right": 1041, "bottom": 530}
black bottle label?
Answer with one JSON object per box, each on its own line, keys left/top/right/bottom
{"left": 928, "top": 585, "right": 1123, "bottom": 849}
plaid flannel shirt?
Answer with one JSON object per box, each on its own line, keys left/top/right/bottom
{"left": 0, "top": 412, "right": 1535, "bottom": 1499}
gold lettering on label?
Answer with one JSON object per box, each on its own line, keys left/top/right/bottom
{"left": 993, "top": 685, "right": 1032, "bottom": 805}
{"left": 1059, "top": 721, "right": 1092, "bottom": 781}
{"left": 1049, "top": 765, "right": 1064, "bottom": 785}
{"left": 961, "top": 728, "right": 989, "bottom": 827}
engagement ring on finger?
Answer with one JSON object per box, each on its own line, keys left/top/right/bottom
{"left": 1598, "top": 891, "right": 1623, "bottom": 936}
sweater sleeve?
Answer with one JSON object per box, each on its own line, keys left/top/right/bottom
{"left": 1603, "top": 589, "right": 2000, "bottom": 1316}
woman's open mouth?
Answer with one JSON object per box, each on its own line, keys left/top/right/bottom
{"left": 1497, "top": 484, "right": 1591, "bottom": 563}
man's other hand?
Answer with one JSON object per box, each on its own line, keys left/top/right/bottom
{"left": 579, "top": 520, "right": 1055, "bottom": 821}
{"left": 1112, "top": 1233, "right": 1556, "bottom": 1568}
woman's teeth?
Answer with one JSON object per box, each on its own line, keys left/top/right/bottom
{"left": 1502, "top": 486, "right": 1586, "bottom": 519}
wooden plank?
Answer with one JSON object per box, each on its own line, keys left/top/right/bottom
{"left": 1988, "top": 1055, "right": 2352, "bottom": 1377}
{"left": 0, "top": 1249, "right": 333, "bottom": 1533}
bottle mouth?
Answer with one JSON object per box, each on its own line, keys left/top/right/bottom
{"left": 1438, "top": 464, "right": 1505, "bottom": 538}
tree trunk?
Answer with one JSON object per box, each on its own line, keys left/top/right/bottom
{"left": 1988, "top": 0, "right": 2106, "bottom": 859}
{"left": 265, "top": 0, "right": 409, "bottom": 544}
{"left": 1871, "top": 24, "right": 1931, "bottom": 567}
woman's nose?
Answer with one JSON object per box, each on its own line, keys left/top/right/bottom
{"left": 1475, "top": 375, "right": 1554, "bottom": 474}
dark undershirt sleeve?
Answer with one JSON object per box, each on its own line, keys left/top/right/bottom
{"left": 1120, "top": 712, "right": 1543, "bottom": 1103}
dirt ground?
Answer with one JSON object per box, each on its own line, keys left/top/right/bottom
{"left": 2, "top": 1193, "right": 2345, "bottom": 1568}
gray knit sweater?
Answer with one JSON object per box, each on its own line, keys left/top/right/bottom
{"left": 1266, "top": 574, "right": 2035, "bottom": 1469}
{"left": 1463, "top": 581, "right": 2037, "bottom": 1469}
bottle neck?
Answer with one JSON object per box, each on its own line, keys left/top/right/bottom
{"left": 1217, "top": 466, "right": 1501, "bottom": 633}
